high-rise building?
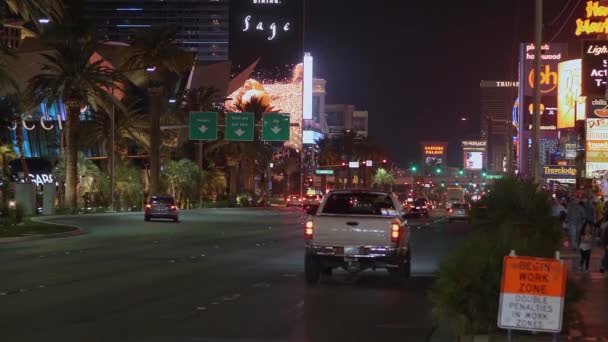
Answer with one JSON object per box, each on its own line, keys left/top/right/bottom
{"left": 352, "top": 111, "right": 368, "bottom": 137}
{"left": 326, "top": 104, "right": 355, "bottom": 136}
{"left": 480, "top": 80, "right": 518, "bottom": 172}
{"left": 83, "top": 0, "right": 229, "bottom": 61}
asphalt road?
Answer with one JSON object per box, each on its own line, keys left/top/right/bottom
{"left": 0, "top": 208, "right": 471, "bottom": 342}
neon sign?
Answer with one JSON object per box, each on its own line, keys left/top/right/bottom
{"left": 242, "top": 15, "right": 290, "bottom": 41}
{"left": 424, "top": 146, "right": 445, "bottom": 155}
{"left": 575, "top": 1, "right": 608, "bottom": 36}
{"left": 7, "top": 115, "right": 63, "bottom": 131}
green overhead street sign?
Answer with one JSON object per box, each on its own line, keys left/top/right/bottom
{"left": 226, "top": 112, "right": 254, "bottom": 141}
{"left": 189, "top": 112, "right": 218, "bottom": 140}
{"left": 262, "top": 113, "right": 290, "bottom": 141}
{"left": 316, "top": 169, "right": 334, "bottom": 175}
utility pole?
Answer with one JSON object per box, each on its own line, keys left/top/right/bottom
{"left": 532, "top": 0, "right": 543, "bottom": 183}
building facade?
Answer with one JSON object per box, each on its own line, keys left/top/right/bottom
{"left": 83, "top": 0, "right": 229, "bottom": 61}
{"left": 325, "top": 104, "right": 355, "bottom": 136}
{"left": 480, "top": 80, "right": 518, "bottom": 173}
{"left": 1, "top": 21, "right": 36, "bottom": 49}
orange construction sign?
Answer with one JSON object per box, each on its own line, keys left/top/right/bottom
{"left": 498, "top": 255, "right": 567, "bottom": 333}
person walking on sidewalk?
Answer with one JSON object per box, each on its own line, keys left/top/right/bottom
{"left": 579, "top": 223, "right": 594, "bottom": 272}
{"left": 568, "top": 199, "right": 586, "bottom": 250}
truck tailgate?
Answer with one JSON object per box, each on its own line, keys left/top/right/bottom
{"left": 313, "top": 214, "right": 396, "bottom": 247}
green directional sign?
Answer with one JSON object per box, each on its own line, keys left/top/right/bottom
{"left": 262, "top": 113, "right": 290, "bottom": 141}
{"left": 189, "top": 112, "right": 218, "bottom": 140}
{"left": 316, "top": 169, "right": 334, "bottom": 175}
{"left": 226, "top": 112, "right": 254, "bottom": 141}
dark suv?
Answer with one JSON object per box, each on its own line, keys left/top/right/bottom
{"left": 410, "top": 198, "right": 430, "bottom": 218}
{"left": 145, "top": 195, "right": 179, "bottom": 222}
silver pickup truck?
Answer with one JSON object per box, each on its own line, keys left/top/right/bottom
{"left": 304, "top": 190, "right": 411, "bottom": 285}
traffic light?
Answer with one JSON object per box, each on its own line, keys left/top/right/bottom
{"left": 435, "top": 167, "right": 442, "bottom": 174}
{"left": 341, "top": 162, "right": 346, "bottom": 167}
{"left": 481, "top": 169, "right": 487, "bottom": 178}
{"left": 410, "top": 164, "right": 418, "bottom": 172}
{"left": 458, "top": 168, "right": 464, "bottom": 176}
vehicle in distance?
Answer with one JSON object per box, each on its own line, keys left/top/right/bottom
{"left": 145, "top": 195, "right": 178, "bottom": 222}
{"left": 446, "top": 187, "right": 464, "bottom": 209}
{"left": 304, "top": 190, "right": 411, "bottom": 285}
{"left": 448, "top": 202, "right": 471, "bottom": 223}
{"left": 409, "top": 198, "right": 429, "bottom": 217}
{"left": 303, "top": 193, "right": 323, "bottom": 209}
{"left": 285, "top": 194, "right": 303, "bottom": 207}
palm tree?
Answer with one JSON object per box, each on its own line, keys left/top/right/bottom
{"left": 81, "top": 97, "right": 150, "bottom": 161}
{"left": 0, "top": 144, "right": 17, "bottom": 177}
{"left": 26, "top": 40, "right": 123, "bottom": 210}
{"left": 114, "top": 161, "right": 142, "bottom": 211}
{"left": 5, "top": 0, "right": 64, "bottom": 24}
{"left": 53, "top": 152, "right": 102, "bottom": 206}
{"left": 3, "top": 93, "right": 31, "bottom": 181}
{"left": 373, "top": 168, "right": 395, "bottom": 191}
{"left": 181, "top": 86, "right": 220, "bottom": 168}
{"left": 122, "top": 27, "right": 195, "bottom": 196}
{"left": 162, "top": 159, "right": 201, "bottom": 205}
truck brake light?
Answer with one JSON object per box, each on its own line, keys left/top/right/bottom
{"left": 391, "top": 222, "right": 400, "bottom": 242}
{"left": 305, "top": 221, "right": 314, "bottom": 239}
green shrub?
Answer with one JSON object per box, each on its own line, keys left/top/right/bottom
{"left": 430, "top": 178, "right": 580, "bottom": 337}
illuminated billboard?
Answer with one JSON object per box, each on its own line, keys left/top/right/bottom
{"left": 581, "top": 40, "right": 608, "bottom": 96}
{"left": 523, "top": 96, "right": 557, "bottom": 130}
{"left": 521, "top": 43, "right": 566, "bottom": 97}
{"left": 421, "top": 141, "right": 448, "bottom": 167}
{"left": 230, "top": 0, "right": 303, "bottom": 76}
{"left": 465, "top": 152, "right": 483, "bottom": 170}
{"left": 575, "top": 1, "right": 608, "bottom": 37}
{"left": 586, "top": 118, "right": 608, "bottom": 177}
{"left": 558, "top": 59, "right": 586, "bottom": 128}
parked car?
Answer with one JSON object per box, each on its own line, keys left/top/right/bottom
{"left": 145, "top": 195, "right": 179, "bottom": 222}
{"left": 410, "top": 198, "right": 430, "bottom": 218}
{"left": 303, "top": 190, "right": 411, "bottom": 285}
{"left": 448, "top": 202, "right": 471, "bottom": 223}
{"left": 285, "top": 194, "right": 303, "bottom": 207}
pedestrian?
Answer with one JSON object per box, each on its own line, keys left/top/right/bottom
{"left": 579, "top": 223, "right": 594, "bottom": 272}
{"left": 596, "top": 197, "right": 605, "bottom": 226}
{"left": 567, "top": 199, "right": 586, "bottom": 250}
{"left": 583, "top": 198, "right": 595, "bottom": 226}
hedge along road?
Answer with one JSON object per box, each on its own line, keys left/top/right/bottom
{"left": 0, "top": 208, "right": 470, "bottom": 341}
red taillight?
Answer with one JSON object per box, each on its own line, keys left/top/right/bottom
{"left": 449, "top": 209, "right": 453, "bottom": 213}
{"left": 305, "top": 221, "right": 314, "bottom": 239}
{"left": 170, "top": 205, "right": 177, "bottom": 210}
{"left": 391, "top": 222, "right": 400, "bottom": 242}
{"left": 145, "top": 204, "right": 151, "bottom": 208}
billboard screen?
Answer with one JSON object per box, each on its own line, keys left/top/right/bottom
{"left": 464, "top": 151, "right": 483, "bottom": 170}
{"left": 523, "top": 96, "right": 558, "bottom": 130}
{"left": 522, "top": 43, "right": 566, "bottom": 97}
{"left": 229, "top": 0, "right": 303, "bottom": 76}
{"left": 586, "top": 97, "right": 608, "bottom": 119}
{"left": 586, "top": 118, "right": 608, "bottom": 177}
{"left": 558, "top": 59, "right": 586, "bottom": 129}
{"left": 581, "top": 40, "right": 608, "bottom": 96}
{"left": 421, "top": 141, "right": 448, "bottom": 166}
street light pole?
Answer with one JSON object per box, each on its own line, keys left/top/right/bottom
{"left": 532, "top": 0, "right": 543, "bottom": 183}
{"left": 110, "top": 88, "right": 115, "bottom": 211}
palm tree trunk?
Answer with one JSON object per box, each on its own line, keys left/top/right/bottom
{"left": 147, "top": 86, "right": 164, "bottom": 196}
{"left": 65, "top": 102, "right": 81, "bottom": 211}
{"left": 229, "top": 165, "right": 239, "bottom": 198}
{"left": 15, "top": 119, "right": 29, "bottom": 181}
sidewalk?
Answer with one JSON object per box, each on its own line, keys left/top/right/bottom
{"left": 560, "top": 245, "right": 608, "bottom": 341}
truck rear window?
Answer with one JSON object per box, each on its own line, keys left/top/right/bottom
{"left": 321, "top": 193, "right": 396, "bottom": 216}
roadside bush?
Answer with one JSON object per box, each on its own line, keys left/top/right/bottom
{"left": 430, "top": 178, "right": 579, "bottom": 337}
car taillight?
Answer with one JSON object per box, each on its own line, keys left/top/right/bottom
{"left": 145, "top": 204, "right": 151, "bottom": 208}
{"left": 170, "top": 205, "right": 177, "bottom": 210}
{"left": 305, "top": 221, "right": 314, "bottom": 239}
{"left": 391, "top": 222, "right": 400, "bottom": 242}
{"left": 449, "top": 209, "right": 453, "bottom": 213}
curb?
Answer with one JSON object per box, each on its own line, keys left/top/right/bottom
{"left": 0, "top": 217, "right": 87, "bottom": 244}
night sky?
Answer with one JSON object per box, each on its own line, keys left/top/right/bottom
{"left": 305, "top": 0, "right": 581, "bottom": 167}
